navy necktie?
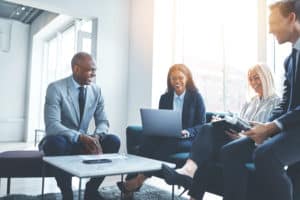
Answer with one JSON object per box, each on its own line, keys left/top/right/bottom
{"left": 292, "top": 48, "right": 297, "bottom": 63}
{"left": 292, "top": 48, "right": 298, "bottom": 84}
{"left": 79, "top": 86, "right": 86, "bottom": 122}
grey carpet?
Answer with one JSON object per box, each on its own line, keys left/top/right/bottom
{"left": 0, "top": 184, "right": 187, "bottom": 200}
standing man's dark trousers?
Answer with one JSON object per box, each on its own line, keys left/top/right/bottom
{"left": 188, "top": 123, "right": 231, "bottom": 199}
{"left": 42, "top": 134, "right": 120, "bottom": 200}
{"left": 221, "top": 127, "right": 300, "bottom": 200}
{"left": 189, "top": 124, "right": 231, "bottom": 168}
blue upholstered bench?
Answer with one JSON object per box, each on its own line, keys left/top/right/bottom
{"left": 0, "top": 150, "right": 56, "bottom": 195}
{"left": 126, "top": 112, "right": 224, "bottom": 167}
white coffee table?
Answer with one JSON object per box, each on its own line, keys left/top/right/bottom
{"left": 42, "top": 153, "right": 176, "bottom": 200}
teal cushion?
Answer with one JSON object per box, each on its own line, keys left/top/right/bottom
{"left": 169, "top": 152, "right": 189, "bottom": 167}
{"left": 169, "top": 152, "right": 189, "bottom": 160}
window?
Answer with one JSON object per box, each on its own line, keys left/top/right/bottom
{"left": 152, "top": 0, "right": 261, "bottom": 113}
{"left": 38, "top": 26, "right": 76, "bottom": 129}
{"left": 60, "top": 26, "right": 76, "bottom": 79}
{"left": 173, "top": 0, "right": 258, "bottom": 113}
{"left": 266, "top": 0, "right": 291, "bottom": 95}
{"left": 78, "top": 20, "right": 93, "bottom": 53}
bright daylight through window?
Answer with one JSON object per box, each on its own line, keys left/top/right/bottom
{"left": 173, "top": 0, "right": 258, "bottom": 113}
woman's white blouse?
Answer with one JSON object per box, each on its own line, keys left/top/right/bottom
{"left": 239, "top": 94, "right": 281, "bottom": 123}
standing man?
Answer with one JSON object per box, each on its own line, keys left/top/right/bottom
{"left": 221, "top": 1, "right": 300, "bottom": 200}
{"left": 40, "top": 52, "right": 120, "bottom": 200}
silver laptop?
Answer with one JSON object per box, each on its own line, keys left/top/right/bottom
{"left": 140, "top": 108, "right": 182, "bottom": 138}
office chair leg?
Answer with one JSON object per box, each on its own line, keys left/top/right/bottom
{"left": 6, "top": 177, "right": 11, "bottom": 195}
{"left": 41, "top": 177, "right": 45, "bottom": 200}
{"left": 178, "top": 188, "right": 188, "bottom": 197}
{"left": 172, "top": 185, "right": 174, "bottom": 200}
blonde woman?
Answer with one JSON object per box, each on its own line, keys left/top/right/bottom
{"left": 163, "top": 63, "right": 280, "bottom": 200}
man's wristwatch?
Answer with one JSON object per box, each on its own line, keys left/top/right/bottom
{"left": 94, "top": 133, "right": 105, "bottom": 141}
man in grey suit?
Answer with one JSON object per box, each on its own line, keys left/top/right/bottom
{"left": 40, "top": 52, "right": 120, "bottom": 200}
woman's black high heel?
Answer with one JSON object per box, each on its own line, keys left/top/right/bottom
{"left": 117, "top": 181, "right": 142, "bottom": 192}
{"left": 162, "top": 164, "right": 193, "bottom": 189}
{"left": 117, "top": 181, "right": 142, "bottom": 200}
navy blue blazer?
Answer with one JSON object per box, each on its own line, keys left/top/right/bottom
{"left": 159, "top": 90, "right": 206, "bottom": 137}
{"left": 269, "top": 50, "right": 300, "bottom": 130}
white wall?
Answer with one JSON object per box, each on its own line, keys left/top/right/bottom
{"left": 127, "top": 0, "right": 154, "bottom": 125}
{"left": 127, "top": 0, "right": 176, "bottom": 126}
{"left": 0, "top": 19, "right": 29, "bottom": 141}
{"left": 94, "top": 1, "right": 130, "bottom": 151}
{"left": 30, "top": 11, "right": 58, "bottom": 36}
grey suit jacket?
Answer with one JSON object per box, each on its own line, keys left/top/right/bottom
{"left": 43, "top": 75, "right": 109, "bottom": 143}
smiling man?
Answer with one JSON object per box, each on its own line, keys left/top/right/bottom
{"left": 39, "top": 52, "right": 120, "bottom": 200}
{"left": 221, "top": 1, "right": 300, "bottom": 200}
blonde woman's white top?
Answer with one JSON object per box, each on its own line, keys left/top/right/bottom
{"left": 239, "top": 94, "right": 281, "bottom": 123}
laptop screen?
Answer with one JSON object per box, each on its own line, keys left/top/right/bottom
{"left": 140, "top": 108, "right": 182, "bottom": 138}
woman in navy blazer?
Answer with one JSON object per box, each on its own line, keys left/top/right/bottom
{"left": 118, "top": 64, "right": 206, "bottom": 198}
{"left": 159, "top": 87, "right": 206, "bottom": 138}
